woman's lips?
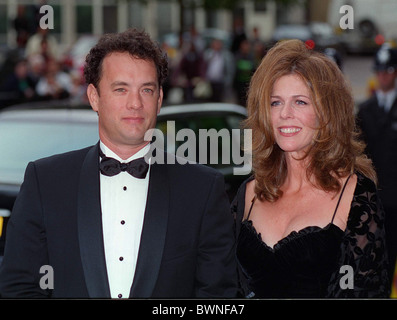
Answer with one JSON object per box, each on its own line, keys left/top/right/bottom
{"left": 278, "top": 126, "right": 302, "bottom": 136}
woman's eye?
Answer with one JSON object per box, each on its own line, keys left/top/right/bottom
{"left": 270, "top": 101, "right": 280, "bottom": 107}
{"left": 296, "top": 100, "right": 307, "bottom": 105}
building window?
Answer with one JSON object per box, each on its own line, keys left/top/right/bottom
{"left": 254, "top": 1, "right": 267, "bottom": 12}
{"left": 103, "top": 5, "right": 117, "bottom": 33}
{"left": 76, "top": 5, "right": 92, "bottom": 34}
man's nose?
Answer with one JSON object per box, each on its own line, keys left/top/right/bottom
{"left": 127, "top": 91, "right": 143, "bottom": 110}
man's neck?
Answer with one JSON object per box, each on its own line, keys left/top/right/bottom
{"left": 100, "top": 139, "right": 150, "bottom": 160}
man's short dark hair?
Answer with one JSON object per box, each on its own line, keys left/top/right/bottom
{"left": 84, "top": 28, "right": 168, "bottom": 91}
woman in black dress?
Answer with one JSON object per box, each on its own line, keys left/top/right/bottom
{"left": 233, "top": 39, "right": 390, "bottom": 298}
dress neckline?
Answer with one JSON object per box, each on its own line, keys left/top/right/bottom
{"left": 242, "top": 219, "right": 344, "bottom": 251}
{"left": 243, "top": 174, "right": 352, "bottom": 250}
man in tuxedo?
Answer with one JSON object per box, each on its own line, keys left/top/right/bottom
{"left": 0, "top": 28, "right": 237, "bottom": 298}
{"left": 357, "top": 44, "right": 397, "bottom": 290}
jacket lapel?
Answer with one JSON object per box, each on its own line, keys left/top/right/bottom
{"left": 389, "top": 96, "right": 397, "bottom": 117}
{"left": 130, "top": 159, "right": 169, "bottom": 298}
{"left": 77, "top": 143, "right": 111, "bottom": 298}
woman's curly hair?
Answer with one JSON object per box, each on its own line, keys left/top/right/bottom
{"left": 84, "top": 28, "right": 168, "bottom": 92}
{"left": 245, "top": 39, "right": 376, "bottom": 202}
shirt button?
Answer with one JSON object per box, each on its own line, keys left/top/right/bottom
{"left": 121, "top": 220, "right": 125, "bottom": 225}
{"left": 118, "top": 294, "right": 122, "bottom": 298}
{"left": 123, "top": 186, "right": 127, "bottom": 191}
{"left": 119, "top": 256, "right": 124, "bottom": 261}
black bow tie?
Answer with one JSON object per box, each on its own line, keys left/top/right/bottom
{"left": 99, "top": 148, "right": 149, "bottom": 179}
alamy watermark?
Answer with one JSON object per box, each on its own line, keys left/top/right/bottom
{"left": 39, "top": 264, "right": 354, "bottom": 291}
{"left": 39, "top": 265, "right": 54, "bottom": 290}
{"left": 339, "top": 265, "right": 354, "bottom": 290}
{"left": 40, "top": 4, "right": 354, "bottom": 32}
{"left": 39, "top": 5, "right": 54, "bottom": 30}
{"left": 144, "top": 121, "right": 252, "bottom": 176}
{"left": 339, "top": 5, "right": 354, "bottom": 30}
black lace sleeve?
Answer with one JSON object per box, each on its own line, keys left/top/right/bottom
{"left": 326, "top": 173, "right": 390, "bottom": 298}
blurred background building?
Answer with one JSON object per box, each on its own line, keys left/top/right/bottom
{"left": 0, "top": 0, "right": 280, "bottom": 52}
{"left": 1, "top": 0, "right": 395, "bottom": 57}
{"left": 0, "top": 0, "right": 396, "bottom": 107}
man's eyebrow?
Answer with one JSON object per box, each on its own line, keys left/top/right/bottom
{"left": 111, "top": 81, "right": 129, "bottom": 87}
{"left": 142, "top": 81, "right": 158, "bottom": 87}
{"left": 110, "top": 81, "right": 158, "bottom": 87}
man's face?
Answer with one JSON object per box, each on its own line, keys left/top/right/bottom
{"left": 376, "top": 67, "right": 397, "bottom": 92}
{"left": 87, "top": 52, "right": 163, "bottom": 155}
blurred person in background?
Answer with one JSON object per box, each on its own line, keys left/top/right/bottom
{"left": 175, "top": 41, "right": 205, "bottom": 102}
{"left": 69, "top": 69, "right": 88, "bottom": 103}
{"left": 233, "top": 39, "right": 255, "bottom": 107}
{"left": 26, "top": 53, "right": 46, "bottom": 87}
{"left": 12, "top": 5, "right": 31, "bottom": 53}
{"left": 38, "top": 36, "right": 54, "bottom": 64}
{"left": 25, "top": 27, "right": 60, "bottom": 61}
{"left": 250, "top": 26, "right": 267, "bottom": 68}
{"left": 0, "top": 58, "right": 37, "bottom": 106}
{"left": 203, "top": 38, "right": 234, "bottom": 102}
{"left": 231, "top": 17, "right": 247, "bottom": 55}
{"left": 35, "top": 58, "right": 72, "bottom": 100}
{"left": 232, "top": 39, "right": 389, "bottom": 298}
{"left": 357, "top": 44, "right": 397, "bottom": 292}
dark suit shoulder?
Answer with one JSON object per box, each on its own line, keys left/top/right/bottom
{"left": 34, "top": 145, "right": 95, "bottom": 167}
{"left": 30, "top": 145, "right": 96, "bottom": 181}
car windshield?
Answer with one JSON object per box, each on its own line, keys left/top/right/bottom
{"left": 0, "top": 120, "right": 98, "bottom": 185}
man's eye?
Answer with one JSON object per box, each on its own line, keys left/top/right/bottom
{"left": 115, "top": 88, "right": 126, "bottom": 92}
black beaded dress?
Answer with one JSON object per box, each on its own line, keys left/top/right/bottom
{"left": 232, "top": 172, "right": 390, "bottom": 298}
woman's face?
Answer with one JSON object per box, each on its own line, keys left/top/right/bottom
{"left": 270, "top": 74, "right": 318, "bottom": 159}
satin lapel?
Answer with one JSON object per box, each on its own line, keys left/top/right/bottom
{"left": 77, "top": 143, "right": 110, "bottom": 298}
{"left": 130, "top": 160, "right": 169, "bottom": 298}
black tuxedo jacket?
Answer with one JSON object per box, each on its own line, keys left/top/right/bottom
{"left": 0, "top": 143, "right": 237, "bottom": 298}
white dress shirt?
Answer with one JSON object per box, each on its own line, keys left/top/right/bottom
{"left": 376, "top": 89, "right": 396, "bottom": 113}
{"left": 99, "top": 141, "right": 150, "bottom": 299}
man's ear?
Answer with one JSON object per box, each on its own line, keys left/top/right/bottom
{"left": 157, "top": 86, "right": 164, "bottom": 114}
{"left": 87, "top": 84, "right": 99, "bottom": 113}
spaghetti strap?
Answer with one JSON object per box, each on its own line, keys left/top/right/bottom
{"left": 246, "top": 196, "right": 256, "bottom": 220}
{"left": 331, "top": 174, "right": 352, "bottom": 223}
